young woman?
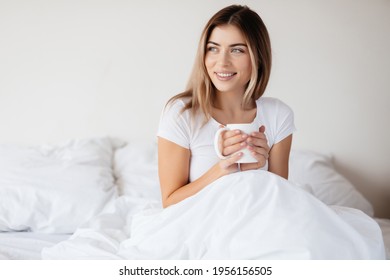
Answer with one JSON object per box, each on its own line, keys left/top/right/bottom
{"left": 158, "top": 5, "right": 295, "bottom": 208}
{"left": 152, "top": 5, "right": 384, "bottom": 259}
{"left": 43, "top": 5, "right": 385, "bottom": 260}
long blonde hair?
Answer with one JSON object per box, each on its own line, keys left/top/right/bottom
{"left": 168, "top": 5, "right": 272, "bottom": 121}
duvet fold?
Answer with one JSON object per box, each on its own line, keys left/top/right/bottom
{"left": 42, "top": 171, "right": 386, "bottom": 259}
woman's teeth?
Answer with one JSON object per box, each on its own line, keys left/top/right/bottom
{"left": 216, "top": 73, "right": 235, "bottom": 77}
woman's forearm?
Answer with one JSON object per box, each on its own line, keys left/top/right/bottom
{"left": 162, "top": 163, "right": 225, "bottom": 208}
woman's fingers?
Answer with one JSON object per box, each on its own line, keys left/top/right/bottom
{"left": 223, "top": 141, "right": 246, "bottom": 156}
{"left": 224, "top": 130, "right": 247, "bottom": 144}
{"left": 248, "top": 145, "right": 269, "bottom": 160}
{"left": 219, "top": 152, "right": 242, "bottom": 173}
{"left": 220, "top": 126, "right": 269, "bottom": 161}
{"left": 246, "top": 137, "right": 268, "bottom": 149}
{"left": 240, "top": 126, "right": 269, "bottom": 171}
{"left": 259, "top": 125, "right": 266, "bottom": 133}
{"left": 221, "top": 130, "right": 247, "bottom": 156}
{"left": 246, "top": 128, "right": 270, "bottom": 156}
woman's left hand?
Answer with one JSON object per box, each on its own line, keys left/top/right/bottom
{"left": 240, "top": 125, "right": 270, "bottom": 171}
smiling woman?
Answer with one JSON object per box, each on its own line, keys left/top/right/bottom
{"left": 205, "top": 25, "right": 252, "bottom": 100}
{"left": 38, "top": 4, "right": 386, "bottom": 260}
{"left": 158, "top": 5, "right": 279, "bottom": 208}
{"left": 151, "top": 4, "right": 384, "bottom": 259}
{"left": 0, "top": 0, "right": 388, "bottom": 266}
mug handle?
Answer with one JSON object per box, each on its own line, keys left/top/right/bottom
{"left": 214, "top": 127, "right": 229, "bottom": 159}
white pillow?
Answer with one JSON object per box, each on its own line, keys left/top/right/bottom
{"left": 0, "top": 137, "right": 120, "bottom": 233}
{"left": 114, "top": 141, "right": 161, "bottom": 204}
{"left": 289, "top": 149, "right": 374, "bottom": 216}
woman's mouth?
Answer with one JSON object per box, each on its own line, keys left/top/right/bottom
{"left": 215, "top": 72, "right": 236, "bottom": 80}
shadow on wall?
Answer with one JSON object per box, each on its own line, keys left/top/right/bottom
{"left": 333, "top": 160, "right": 390, "bottom": 219}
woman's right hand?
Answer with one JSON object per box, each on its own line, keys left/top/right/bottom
{"left": 218, "top": 127, "right": 248, "bottom": 158}
{"left": 217, "top": 127, "right": 247, "bottom": 174}
{"left": 217, "top": 150, "right": 243, "bottom": 175}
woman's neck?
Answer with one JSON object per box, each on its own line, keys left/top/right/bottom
{"left": 213, "top": 90, "right": 255, "bottom": 110}
{"left": 212, "top": 91, "right": 256, "bottom": 124}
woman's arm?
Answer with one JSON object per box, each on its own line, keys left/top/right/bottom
{"left": 158, "top": 137, "right": 241, "bottom": 208}
{"left": 267, "top": 134, "right": 293, "bottom": 179}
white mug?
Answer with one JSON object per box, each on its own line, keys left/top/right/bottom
{"left": 214, "top": 123, "right": 259, "bottom": 163}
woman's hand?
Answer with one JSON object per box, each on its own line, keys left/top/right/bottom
{"left": 240, "top": 126, "right": 270, "bottom": 171}
{"left": 219, "top": 125, "right": 269, "bottom": 172}
{"left": 216, "top": 126, "right": 247, "bottom": 175}
{"left": 217, "top": 150, "right": 243, "bottom": 175}
{"left": 218, "top": 126, "right": 248, "bottom": 157}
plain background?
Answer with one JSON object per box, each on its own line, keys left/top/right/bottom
{"left": 0, "top": 0, "right": 389, "bottom": 217}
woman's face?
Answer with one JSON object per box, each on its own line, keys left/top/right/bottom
{"left": 205, "top": 24, "right": 252, "bottom": 95}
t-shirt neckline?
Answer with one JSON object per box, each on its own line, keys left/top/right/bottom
{"left": 210, "top": 101, "right": 259, "bottom": 126}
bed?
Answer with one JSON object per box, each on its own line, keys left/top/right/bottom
{"left": 0, "top": 137, "right": 389, "bottom": 259}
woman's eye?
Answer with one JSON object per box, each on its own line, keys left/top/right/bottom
{"left": 231, "top": 48, "right": 244, "bottom": 54}
{"left": 207, "top": 46, "right": 218, "bottom": 52}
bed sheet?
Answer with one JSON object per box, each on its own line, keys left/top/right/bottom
{"left": 0, "top": 232, "right": 70, "bottom": 260}
{"left": 375, "top": 218, "right": 390, "bottom": 259}
{"left": 0, "top": 217, "right": 389, "bottom": 260}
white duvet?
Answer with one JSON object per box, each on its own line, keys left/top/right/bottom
{"left": 42, "top": 171, "right": 385, "bottom": 259}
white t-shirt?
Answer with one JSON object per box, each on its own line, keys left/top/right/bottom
{"left": 157, "top": 97, "right": 296, "bottom": 182}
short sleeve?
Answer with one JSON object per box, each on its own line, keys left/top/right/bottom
{"left": 274, "top": 100, "right": 296, "bottom": 144}
{"left": 157, "top": 99, "right": 191, "bottom": 149}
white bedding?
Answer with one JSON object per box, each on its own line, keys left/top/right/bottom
{"left": 2, "top": 218, "right": 389, "bottom": 260}
{"left": 0, "top": 139, "right": 389, "bottom": 260}
{"left": 376, "top": 218, "right": 390, "bottom": 258}
{"left": 0, "top": 138, "right": 123, "bottom": 233}
{"left": 0, "top": 232, "right": 69, "bottom": 260}
{"left": 42, "top": 171, "right": 385, "bottom": 260}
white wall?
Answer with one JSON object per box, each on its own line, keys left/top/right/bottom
{"left": 0, "top": 0, "right": 389, "bottom": 217}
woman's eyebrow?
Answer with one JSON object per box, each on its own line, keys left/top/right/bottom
{"left": 207, "top": 41, "right": 247, "bottom": 47}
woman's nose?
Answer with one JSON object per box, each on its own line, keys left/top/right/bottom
{"left": 217, "top": 51, "right": 231, "bottom": 66}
